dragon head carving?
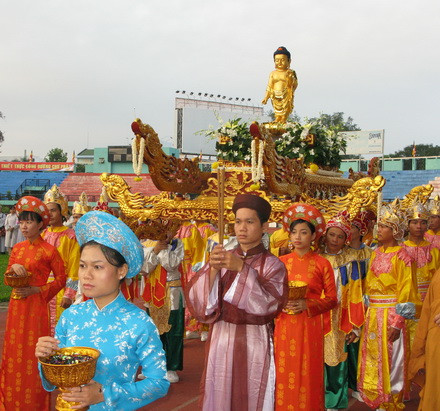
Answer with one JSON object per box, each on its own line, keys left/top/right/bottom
{"left": 401, "top": 184, "right": 433, "bottom": 209}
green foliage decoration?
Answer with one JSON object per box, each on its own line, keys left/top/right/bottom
{"left": 204, "top": 118, "right": 252, "bottom": 163}
{"left": 203, "top": 117, "right": 348, "bottom": 169}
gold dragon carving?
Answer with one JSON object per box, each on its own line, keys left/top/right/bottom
{"left": 400, "top": 184, "right": 433, "bottom": 210}
{"left": 101, "top": 119, "right": 391, "bottom": 239}
{"left": 249, "top": 122, "right": 305, "bottom": 197}
{"left": 131, "top": 118, "right": 355, "bottom": 200}
{"left": 249, "top": 122, "right": 353, "bottom": 199}
{"left": 131, "top": 119, "right": 211, "bottom": 194}
{"left": 301, "top": 175, "right": 385, "bottom": 221}
{"left": 101, "top": 171, "right": 265, "bottom": 239}
{"left": 100, "top": 171, "right": 386, "bottom": 232}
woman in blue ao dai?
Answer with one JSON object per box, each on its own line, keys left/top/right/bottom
{"left": 36, "top": 211, "right": 170, "bottom": 410}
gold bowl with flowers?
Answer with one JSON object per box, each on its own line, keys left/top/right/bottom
{"left": 39, "top": 346, "right": 100, "bottom": 411}
{"left": 4, "top": 271, "right": 32, "bottom": 299}
{"left": 285, "top": 281, "right": 308, "bottom": 315}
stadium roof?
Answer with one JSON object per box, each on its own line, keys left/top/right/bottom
{"left": 77, "top": 148, "right": 94, "bottom": 157}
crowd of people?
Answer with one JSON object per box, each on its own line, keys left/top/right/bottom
{"left": 0, "top": 184, "right": 439, "bottom": 410}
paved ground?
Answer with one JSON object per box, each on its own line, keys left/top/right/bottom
{"left": 0, "top": 301, "right": 420, "bottom": 410}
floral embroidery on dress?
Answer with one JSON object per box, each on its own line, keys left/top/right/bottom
{"left": 403, "top": 244, "right": 432, "bottom": 268}
{"left": 397, "top": 247, "right": 413, "bottom": 266}
{"left": 370, "top": 249, "right": 397, "bottom": 276}
{"left": 39, "top": 293, "right": 169, "bottom": 410}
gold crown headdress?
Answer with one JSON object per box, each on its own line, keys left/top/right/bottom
{"left": 43, "top": 184, "right": 69, "bottom": 217}
{"left": 406, "top": 197, "right": 430, "bottom": 221}
{"left": 379, "top": 198, "right": 405, "bottom": 240}
{"left": 98, "top": 186, "right": 109, "bottom": 203}
{"left": 428, "top": 195, "right": 440, "bottom": 216}
{"left": 72, "top": 192, "right": 92, "bottom": 216}
{"left": 93, "top": 187, "right": 114, "bottom": 215}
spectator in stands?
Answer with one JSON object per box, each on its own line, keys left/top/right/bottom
{"left": 4, "top": 206, "right": 19, "bottom": 253}
{"left": 0, "top": 207, "right": 6, "bottom": 253}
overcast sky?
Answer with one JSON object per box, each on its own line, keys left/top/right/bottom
{"left": 1, "top": 0, "right": 439, "bottom": 160}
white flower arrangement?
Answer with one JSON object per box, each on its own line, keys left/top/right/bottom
{"left": 200, "top": 116, "right": 348, "bottom": 170}
{"left": 251, "top": 139, "right": 265, "bottom": 183}
{"left": 131, "top": 138, "right": 146, "bottom": 179}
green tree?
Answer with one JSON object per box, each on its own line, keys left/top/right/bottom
{"left": 308, "top": 112, "right": 361, "bottom": 159}
{"left": 11, "top": 155, "right": 28, "bottom": 162}
{"left": 45, "top": 148, "right": 68, "bottom": 162}
{"left": 307, "top": 112, "right": 360, "bottom": 132}
{"left": 387, "top": 143, "right": 440, "bottom": 158}
{"left": 267, "top": 111, "right": 360, "bottom": 132}
{"left": 267, "top": 110, "right": 301, "bottom": 123}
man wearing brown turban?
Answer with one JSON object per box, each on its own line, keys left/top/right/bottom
{"left": 186, "top": 194, "right": 288, "bottom": 411}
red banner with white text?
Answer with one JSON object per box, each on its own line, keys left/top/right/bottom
{"left": 0, "top": 162, "right": 74, "bottom": 171}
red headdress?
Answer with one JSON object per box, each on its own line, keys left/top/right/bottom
{"left": 352, "top": 211, "right": 369, "bottom": 236}
{"left": 15, "top": 196, "right": 51, "bottom": 229}
{"left": 326, "top": 210, "right": 352, "bottom": 243}
{"left": 282, "top": 203, "right": 326, "bottom": 240}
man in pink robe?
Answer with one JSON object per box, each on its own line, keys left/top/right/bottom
{"left": 185, "top": 194, "right": 288, "bottom": 411}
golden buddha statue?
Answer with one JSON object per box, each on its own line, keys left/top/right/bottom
{"left": 261, "top": 46, "right": 298, "bottom": 124}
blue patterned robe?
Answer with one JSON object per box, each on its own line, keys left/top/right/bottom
{"left": 39, "top": 292, "right": 170, "bottom": 410}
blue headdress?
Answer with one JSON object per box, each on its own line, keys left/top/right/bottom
{"left": 75, "top": 211, "right": 143, "bottom": 278}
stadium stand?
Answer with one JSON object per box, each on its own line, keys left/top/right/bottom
{"left": 59, "top": 173, "right": 160, "bottom": 202}
{"left": 2, "top": 169, "right": 438, "bottom": 203}
{"left": 381, "top": 170, "right": 440, "bottom": 200}
{"left": 429, "top": 176, "right": 440, "bottom": 197}
{"left": 0, "top": 171, "right": 68, "bottom": 200}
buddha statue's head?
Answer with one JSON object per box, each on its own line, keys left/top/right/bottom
{"left": 273, "top": 46, "right": 291, "bottom": 70}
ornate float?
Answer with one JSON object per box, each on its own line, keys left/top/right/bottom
{"left": 101, "top": 47, "right": 432, "bottom": 239}
{"left": 101, "top": 116, "right": 388, "bottom": 240}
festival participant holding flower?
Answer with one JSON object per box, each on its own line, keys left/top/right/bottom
{"left": 0, "top": 196, "right": 66, "bottom": 410}
{"left": 36, "top": 211, "right": 169, "bottom": 410}
{"left": 274, "top": 203, "right": 337, "bottom": 411}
